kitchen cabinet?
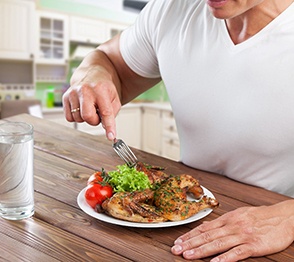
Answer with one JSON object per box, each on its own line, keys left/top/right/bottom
{"left": 42, "top": 103, "right": 180, "bottom": 160}
{"left": 0, "top": 0, "right": 35, "bottom": 60}
{"left": 161, "top": 110, "right": 180, "bottom": 160}
{"left": 0, "top": 60, "right": 35, "bottom": 101}
{"left": 42, "top": 106, "right": 142, "bottom": 150}
{"left": 77, "top": 106, "right": 142, "bottom": 148}
{"left": 141, "top": 107, "right": 161, "bottom": 155}
{"left": 35, "top": 11, "right": 69, "bottom": 84}
{"left": 142, "top": 105, "right": 180, "bottom": 161}
{"left": 69, "top": 16, "right": 107, "bottom": 44}
{"left": 106, "top": 22, "right": 129, "bottom": 40}
{"left": 0, "top": 0, "right": 35, "bottom": 101}
{"left": 161, "top": 136, "right": 180, "bottom": 160}
{"left": 36, "top": 11, "right": 69, "bottom": 64}
{"left": 116, "top": 106, "right": 142, "bottom": 149}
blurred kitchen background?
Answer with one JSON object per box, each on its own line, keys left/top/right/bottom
{"left": 0, "top": 0, "right": 180, "bottom": 161}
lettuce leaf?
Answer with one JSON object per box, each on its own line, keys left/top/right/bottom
{"left": 108, "top": 164, "right": 151, "bottom": 192}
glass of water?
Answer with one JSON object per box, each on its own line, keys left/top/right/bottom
{"left": 0, "top": 122, "right": 34, "bottom": 220}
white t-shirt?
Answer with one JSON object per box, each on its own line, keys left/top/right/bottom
{"left": 120, "top": 0, "right": 294, "bottom": 197}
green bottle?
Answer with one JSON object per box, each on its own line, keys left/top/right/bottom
{"left": 46, "top": 87, "right": 54, "bottom": 108}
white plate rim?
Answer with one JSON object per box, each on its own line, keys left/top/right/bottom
{"left": 77, "top": 186, "right": 215, "bottom": 228}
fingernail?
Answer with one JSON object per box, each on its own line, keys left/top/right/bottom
{"left": 174, "top": 238, "right": 183, "bottom": 245}
{"left": 172, "top": 245, "right": 182, "bottom": 253}
{"left": 184, "top": 249, "right": 194, "bottom": 256}
{"left": 107, "top": 132, "right": 115, "bottom": 140}
{"left": 210, "top": 258, "right": 220, "bottom": 262}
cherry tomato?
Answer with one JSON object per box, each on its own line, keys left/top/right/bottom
{"left": 87, "top": 171, "right": 103, "bottom": 185}
{"left": 84, "top": 183, "right": 113, "bottom": 208}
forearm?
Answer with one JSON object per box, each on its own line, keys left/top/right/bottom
{"left": 98, "top": 34, "right": 161, "bottom": 105}
{"left": 70, "top": 34, "right": 161, "bottom": 105}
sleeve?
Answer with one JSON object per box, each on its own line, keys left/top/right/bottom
{"left": 119, "top": 0, "right": 166, "bottom": 78}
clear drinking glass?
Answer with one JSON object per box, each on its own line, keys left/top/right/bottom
{"left": 0, "top": 122, "right": 34, "bottom": 220}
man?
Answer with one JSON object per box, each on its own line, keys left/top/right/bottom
{"left": 63, "top": 0, "right": 294, "bottom": 260}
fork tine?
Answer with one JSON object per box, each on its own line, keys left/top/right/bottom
{"left": 113, "top": 143, "right": 137, "bottom": 167}
{"left": 116, "top": 144, "right": 137, "bottom": 162}
{"left": 113, "top": 139, "right": 138, "bottom": 167}
{"left": 113, "top": 147, "right": 136, "bottom": 167}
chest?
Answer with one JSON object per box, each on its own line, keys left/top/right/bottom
{"left": 156, "top": 21, "right": 294, "bottom": 157}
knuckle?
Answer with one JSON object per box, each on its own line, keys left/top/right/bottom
{"left": 234, "top": 246, "right": 252, "bottom": 258}
{"left": 99, "top": 107, "right": 113, "bottom": 117}
{"left": 216, "top": 246, "right": 252, "bottom": 262}
{"left": 79, "top": 82, "right": 92, "bottom": 90}
{"left": 78, "top": 85, "right": 93, "bottom": 97}
{"left": 197, "top": 222, "right": 208, "bottom": 232}
{"left": 212, "top": 238, "right": 225, "bottom": 249}
{"left": 184, "top": 240, "right": 195, "bottom": 250}
{"left": 201, "top": 231, "right": 213, "bottom": 243}
{"left": 242, "top": 225, "right": 254, "bottom": 236}
{"left": 81, "top": 111, "right": 95, "bottom": 123}
{"left": 234, "top": 247, "right": 246, "bottom": 256}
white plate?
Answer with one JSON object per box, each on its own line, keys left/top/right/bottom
{"left": 77, "top": 186, "right": 215, "bottom": 228}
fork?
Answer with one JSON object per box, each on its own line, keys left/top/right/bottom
{"left": 112, "top": 138, "right": 138, "bottom": 167}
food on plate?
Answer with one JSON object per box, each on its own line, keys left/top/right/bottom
{"left": 107, "top": 162, "right": 170, "bottom": 192}
{"left": 84, "top": 162, "right": 219, "bottom": 223}
{"left": 102, "top": 189, "right": 167, "bottom": 223}
{"left": 154, "top": 174, "right": 219, "bottom": 221}
{"left": 102, "top": 174, "right": 218, "bottom": 222}
{"left": 87, "top": 169, "right": 106, "bottom": 185}
{"left": 135, "top": 162, "right": 170, "bottom": 185}
{"left": 108, "top": 164, "right": 152, "bottom": 192}
{"left": 84, "top": 182, "right": 113, "bottom": 208}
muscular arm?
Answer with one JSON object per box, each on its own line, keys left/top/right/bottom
{"left": 63, "top": 34, "right": 161, "bottom": 140}
{"left": 97, "top": 34, "right": 161, "bottom": 104}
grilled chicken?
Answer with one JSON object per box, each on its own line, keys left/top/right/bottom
{"left": 154, "top": 174, "right": 219, "bottom": 221}
{"left": 101, "top": 173, "right": 218, "bottom": 223}
{"left": 101, "top": 189, "right": 167, "bottom": 223}
{"left": 100, "top": 163, "right": 218, "bottom": 223}
{"left": 135, "top": 162, "right": 170, "bottom": 185}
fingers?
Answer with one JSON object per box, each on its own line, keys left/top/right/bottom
{"left": 63, "top": 82, "right": 121, "bottom": 140}
{"left": 210, "top": 246, "right": 254, "bottom": 262}
{"left": 173, "top": 233, "right": 253, "bottom": 261}
{"left": 175, "top": 217, "right": 226, "bottom": 243}
{"left": 171, "top": 222, "right": 232, "bottom": 258}
{"left": 90, "top": 82, "right": 120, "bottom": 140}
{"left": 171, "top": 212, "right": 256, "bottom": 260}
{"left": 63, "top": 92, "right": 82, "bottom": 123}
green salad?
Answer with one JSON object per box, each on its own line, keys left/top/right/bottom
{"left": 108, "top": 164, "right": 152, "bottom": 192}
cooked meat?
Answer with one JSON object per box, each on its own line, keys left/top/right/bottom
{"left": 101, "top": 189, "right": 167, "bottom": 223}
{"left": 101, "top": 166, "right": 219, "bottom": 223}
{"left": 154, "top": 174, "right": 219, "bottom": 221}
{"left": 136, "top": 162, "right": 170, "bottom": 185}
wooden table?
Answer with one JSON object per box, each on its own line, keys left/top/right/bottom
{"left": 1, "top": 114, "right": 293, "bottom": 262}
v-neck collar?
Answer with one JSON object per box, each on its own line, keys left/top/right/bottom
{"left": 219, "top": 2, "right": 294, "bottom": 52}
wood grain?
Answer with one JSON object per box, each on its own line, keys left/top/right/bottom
{"left": 0, "top": 114, "right": 292, "bottom": 262}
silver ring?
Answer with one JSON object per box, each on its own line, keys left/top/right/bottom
{"left": 71, "top": 107, "right": 80, "bottom": 113}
